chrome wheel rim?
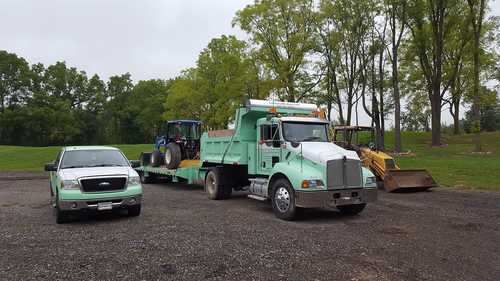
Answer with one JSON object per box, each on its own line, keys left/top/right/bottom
{"left": 165, "top": 149, "right": 172, "bottom": 165}
{"left": 275, "top": 186, "right": 290, "bottom": 212}
{"left": 207, "top": 173, "right": 216, "bottom": 194}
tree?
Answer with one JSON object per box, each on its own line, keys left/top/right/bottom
{"left": 165, "top": 36, "right": 268, "bottom": 130}
{"left": 234, "top": 0, "right": 316, "bottom": 102}
{"left": 467, "top": 0, "right": 487, "bottom": 151}
{"left": 0, "top": 51, "right": 31, "bottom": 143}
{"left": 129, "top": 79, "right": 170, "bottom": 142}
{"left": 386, "top": 0, "right": 408, "bottom": 152}
{"left": 104, "top": 73, "right": 134, "bottom": 143}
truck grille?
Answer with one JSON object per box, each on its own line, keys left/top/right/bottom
{"left": 80, "top": 177, "right": 127, "bottom": 192}
{"left": 326, "top": 158, "right": 362, "bottom": 189}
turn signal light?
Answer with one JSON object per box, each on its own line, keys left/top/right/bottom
{"left": 301, "top": 181, "right": 310, "bottom": 188}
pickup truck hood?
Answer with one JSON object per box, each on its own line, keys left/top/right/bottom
{"left": 59, "top": 166, "right": 136, "bottom": 181}
{"left": 288, "top": 142, "right": 359, "bottom": 165}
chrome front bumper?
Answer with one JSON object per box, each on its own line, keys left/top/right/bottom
{"left": 295, "top": 188, "right": 377, "bottom": 208}
{"left": 58, "top": 195, "right": 142, "bottom": 211}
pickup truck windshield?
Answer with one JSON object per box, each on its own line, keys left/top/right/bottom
{"left": 282, "top": 122, "right": 329, "bottom": 142}
{"left": 60, "top": 150, "right": 129, "bottom": 169}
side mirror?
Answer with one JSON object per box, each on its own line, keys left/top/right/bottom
{"left": 130, "top": 160, "right": 141, "bottom": 168}
{"left": 44, "top": 163, "right": 57, "bottom": 172}
{"left": 291, "top": 140, "right": 301, "bottom": 148}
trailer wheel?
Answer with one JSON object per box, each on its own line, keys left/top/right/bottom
{"left": 139, "top": 152, "right": 151, "bottom": 167}
{"left": 271, "top": 178, "right": 297, "bottom": 220}
{"left": 150, "top": 150, "right": 162, "bottom": 167}
{"left": 337, "top": 203, "right": 366, "bottom": 215}
{"left": 205, "top": 169, "right": 231, "bottom": 200}
{"left": 164, "top": 143, "right": 181, "bottom": 169}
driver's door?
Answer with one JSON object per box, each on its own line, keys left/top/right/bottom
{"left": 258, "top": 123, "right": 281, "bottom": 175}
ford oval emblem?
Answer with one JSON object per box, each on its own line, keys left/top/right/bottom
{"left": 99, "top": 182, "right": 111, "bottom": 187}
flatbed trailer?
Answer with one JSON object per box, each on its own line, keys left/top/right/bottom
{"left": 135, "top": 158, "right": 205, "bottom": 184}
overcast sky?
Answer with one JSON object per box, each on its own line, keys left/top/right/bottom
{"left": 1, "top": 0, "right": 499, "bottom": 126}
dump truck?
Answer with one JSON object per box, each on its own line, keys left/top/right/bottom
{"left": 136, "top": 100, "right": 378, "bottom": 220}
{"left": 332, "top": 126, "right": 437, "bottom": 192}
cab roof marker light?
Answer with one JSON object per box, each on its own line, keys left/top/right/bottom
{"left": 246, "top": 99, "right": 317, "bottom": 111}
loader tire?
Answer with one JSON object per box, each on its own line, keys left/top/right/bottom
{"left": 205, "top": 169, "right": 231, "bottom": 200}
{"left": 164, "top": 143, "right": 181, "bottom": 169}
{"left": 150, "top": 150, "right": 162, "bottom": 167}
{"left": 338, "top": 203, "right": 366, "bottom": 215}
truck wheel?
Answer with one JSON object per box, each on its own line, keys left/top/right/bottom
{"left": 271, "top": 178, "right": 297, "bottom": 220}
{"left": 164, "top": 143, "right": 181, "bottom": 169}
{"left": 150, "top": 150, "right": 162, "bottom": 167}
{"left": 139, "top": 171, "right": 152, "bottom": 184}
{"left": 205, "top": 169, "right": 231, "bottom": 200}
{"left": 55, "top": 194, "right": 71, "bottom": 224}
{"left": 338, "top": 203, "right": 366, "bottom": 215}
{"left": 127, "top": 204, "right": 141, "bottom": 217}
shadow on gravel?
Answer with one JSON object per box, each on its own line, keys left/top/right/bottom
{"left": 294, "top": 208, "right": 353, "bottom": 222}
{"left": 63, "top": 209, "right": 132, "bottom": 225}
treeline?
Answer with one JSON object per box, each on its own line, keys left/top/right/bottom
{"left": 1, "top": 0, "right": 500, "bottom": 149}
{"left": 0, "top": 51, "right": 168, "bottom": 145}
{"left": 166, "top": 0, "right": 500, "bottom": 151}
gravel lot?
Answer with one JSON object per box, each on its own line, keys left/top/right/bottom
{"left": 1, "top": 174, "right": 499, "bottom": 281}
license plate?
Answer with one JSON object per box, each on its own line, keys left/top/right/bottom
{"left": 97, "top": 202, "right": 113, "bottom": 211}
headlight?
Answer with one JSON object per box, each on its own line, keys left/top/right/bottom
{"left": 61, "top": 180, "right": 80, "bottom": 189}
{"left": 127, "top": 176, "right": 141, "bottom": 186}
{"left": 365, "top": 176, "right": 377, "bottom": 186}
{"left": 301, "top": 180, "right": 325, "bottom": 189}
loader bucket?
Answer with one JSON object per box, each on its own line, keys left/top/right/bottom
{"left": 383, "top": 169, "right": 438, "bottom": 192}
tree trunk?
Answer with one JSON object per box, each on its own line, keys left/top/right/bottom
{"left": 391, "top": 5, "right": 402, "bottom": 153}
{"left": 378, "top": 42, "right": 385, "bottom": 150}
{"left": 472, "top": 28, "right": 481, "bottom": 151}
{"left": 392, "top": 45, "right": 402, "bottom": 152}
{"left": 431, "top": 95, "right": 441, "bottom": 146}
{"left": 469, "top": 0, "right": 484, "bottom": 152}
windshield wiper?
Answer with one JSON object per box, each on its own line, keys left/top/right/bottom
{"left": 61, "top": 165, "right": 86, "bottom": 169}
{"left": 302, "top": 136, "right": 322, "bottom": 142}
{"left": 87, "top": 164, "right": 125, "bottom": 167}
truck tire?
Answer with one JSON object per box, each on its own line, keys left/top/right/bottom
{"left": 337, "top": 203, "right": 366, "bottom": 215}
{"left": 127, "top": 204, "right": 141, "bottom": 217}
{"left": 150, "top": 150, "right": 162, "bottom": 167}
{"left": 164, "top": 143, "right": 181, "bottom": 169}
{"left": 55, "top": 194, "right": 71, "bottom": 224}
{"left": 139, "top": 171, "right": 153, "bottom": 184}
{"left": 271, "top": 178, "right": 297, "bottom": 221}
{"left": 205, "top": 169, "right": 231, "bottom": 200}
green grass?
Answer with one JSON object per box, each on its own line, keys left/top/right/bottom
{"left": 0, "top": 144, "right": 152, "bottom": 172}
{"left": 385, "top": 131, "right": 500, "bottom": 191}
{"left": 1, "top": 131, "right": 499, "bottom": 190}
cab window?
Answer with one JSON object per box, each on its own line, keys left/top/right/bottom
{"left": 260, "top": 124, "right": 280, "bottom": 148}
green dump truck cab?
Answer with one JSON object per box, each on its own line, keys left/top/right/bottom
{"left": 200, "top": 100, "right": 377, "bottom": 220}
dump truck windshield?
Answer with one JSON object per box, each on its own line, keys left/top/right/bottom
{"left": 282, "top": 122, "right": 329, "bottom": 142}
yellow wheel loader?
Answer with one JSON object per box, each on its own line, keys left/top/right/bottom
{"left": 332, "top": 126, "right": 437, "bottom": 192}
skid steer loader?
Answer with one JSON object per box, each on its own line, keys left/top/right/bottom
{"left": 332, "top": 126, "right": 437, "bottom": 192}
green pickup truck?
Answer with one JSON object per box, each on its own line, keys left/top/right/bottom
{"left": 137, "top": 99, "right": 377, "bottom": 220}
{"left": 44, "top": 146, "right": 143, "bottom": 223}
